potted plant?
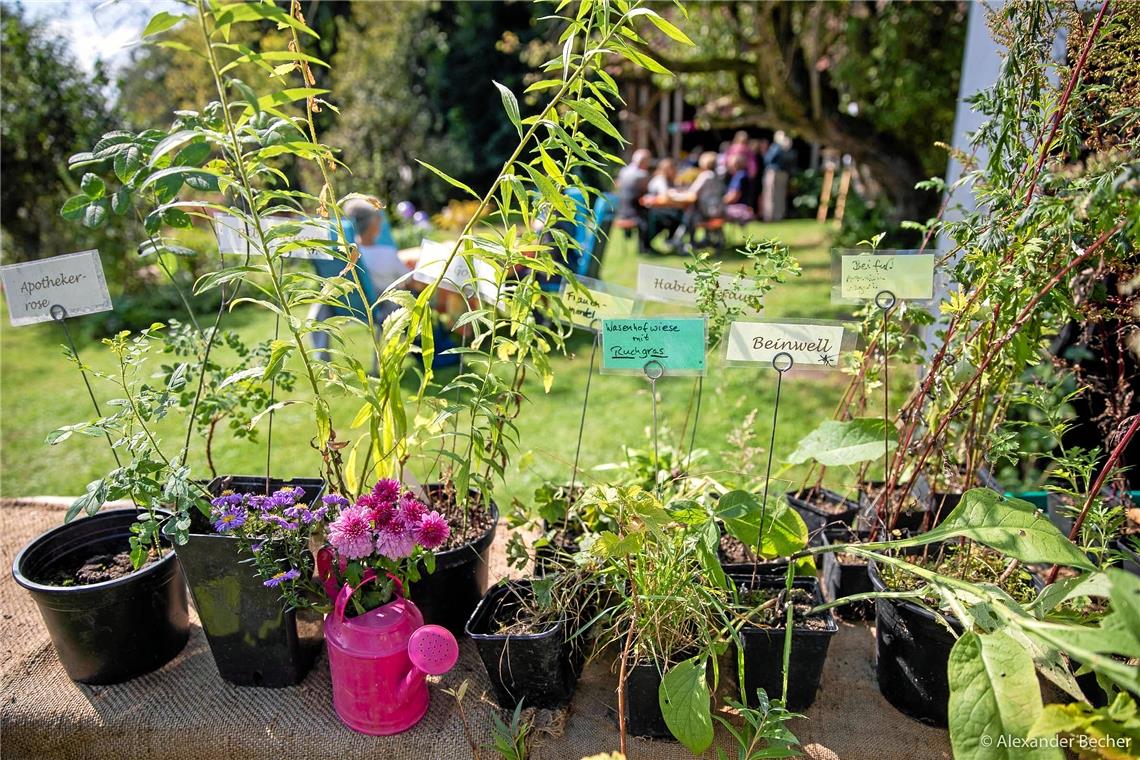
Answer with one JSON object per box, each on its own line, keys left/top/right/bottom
{"left": 726, "top": 573, "right": 837, "bottom": 712}
{"left": 466, "top": 576, "right": 591, "bottom": 709}
{"left": 169, "top": 476, "right": 327, "bottom": 687}
{"left": 14, "top": 326, "right": 197, "bottom": 683}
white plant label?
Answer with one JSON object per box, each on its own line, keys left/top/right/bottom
{"left": 637, "top": 263, "right": 762, "bottom": 311}
{"left": 838, "top": 253, "right": 934, "bottom": 300}
{"left": 215, "top": 213, "right": 334, "bottom": 260}
{"left": 725, "top": 321, "right": 846, "bottom": 368}
{"left": 412, "top": 239, "right": 497, "bottom": 302}
{"left": 1, "top": 250, "right": 113, "bottom": 326}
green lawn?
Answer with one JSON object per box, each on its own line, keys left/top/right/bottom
{"left": 1, "top": 219, "right": 890, "bottom": 506}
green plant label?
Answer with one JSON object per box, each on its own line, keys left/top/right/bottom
{"left": 215, "top": 212, "right": 335, "bottom": 260}
{"left": 636, "top": 263, "right": 762, "bottom": 312}
{"left": 725, "top": 320, "right": 846, "bottom": 369}
{"left": 560, "top": 277, "right": 640, "bottom": 329}
{"left": 837, "top": 252, "right": 935, "bottom": 300}
{"left": 601, "top": 317, "right": 707, "bottom": 375}
{"left": 1, "top": 249, "right": 112, "bottom": 326}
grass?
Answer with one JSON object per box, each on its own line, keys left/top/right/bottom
{"left": 0, "top": 218, "right": 894, "bottom": 508}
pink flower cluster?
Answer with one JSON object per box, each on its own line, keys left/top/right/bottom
{"left": 326, "top": 480, "right": 450, "bottom": 561}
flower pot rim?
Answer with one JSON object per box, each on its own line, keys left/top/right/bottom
{"left": 465, "top": 579, "right": 563, "bottom": 641}
{"left": 726, "top": 573, "right": 838, "bottom": 634}
{"left": 12, "top": 507, "right": 179, "bottom": 595}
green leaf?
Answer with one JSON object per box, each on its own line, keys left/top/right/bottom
{"left": 628, "top": 7, "right": 695, "bottom": 45}
{"left": 83, "top": 200, "right": 108, "bottom": 229}
{"left": 659, "top": 656, "right": 714, "bottom": 754}
{"left": 785, "top": 418, "right": 896, "bottom": 466}
{"left": 493, "top": 81, "right": 522, "bottom": 137}
{"left": 920, "top": 490, "right": 1095, "bottom": 570}
{"left": 173, "top": 140, "right": 211, "bottom": 167}
{"left": 716, "top": 490, "right": 808, "bottom": 558}
{"left": 60, "top": 194, "right": 90, "bottom": 221}
{"left": 110, "top": 188, "right": 132, "bottom": 216}
{"left": 67, "top": 479, "right": 107, "bottom": 522}
{"left": 142, "top": 10, "right": 186, "bottom": 37}
{"left": 948, "top": 630, "right": 1061, "bottom": 760}
{"left": 213, "top": 2, "right": 318, "bottom": 38}
{"left": 80, "top": 173, "right": 105, "bottom": 200}
{"left": 415, "top": 159, "right": 478, "bottom": 198}
{"left": 113, "top": 144, "right": 142, "bottom": 183}
{"left": 255, "top": 87, "right": 328, "bottom": 111}
{"left": 564, "top": 98, "right": 624, "bottom": 143}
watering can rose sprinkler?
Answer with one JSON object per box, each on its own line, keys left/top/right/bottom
{"left": 318, "top": 484, "right": 459, "bottom": 736}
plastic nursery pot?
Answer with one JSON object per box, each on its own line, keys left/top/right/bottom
{"left": 728, "top": 573, "right": 837, "bottom": 712}
{"left": 534, "top": 519, "right": 584, "bottom": 577}
{"left": 164, "top": 475, "right": 326, "bottom": 687}
{"left": 409, "top": 485, "right": 499, "bottom": 635}
{"left": 624, "top": 650, "right": 699, "bottom": 740}
{"left": 785, "top": 487, "right": 861, "bottom": 545}
{"left": 868, "top": 559, "right": 961, "bottom": 726}
{"left": 818, "top": 531, "right": 872, "bottom": 621}
{"left": 857, "top": 476, "right": 933, "bottom": 532}
{"left": 465, "top": 579, "right": 585, "bottom": 709}
{"left": 12, "top": 508, "right": 190, "bottom": 684}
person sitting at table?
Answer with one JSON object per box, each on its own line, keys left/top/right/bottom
{"left": 644, "top": 158, "right": 682, "bottom": 250}
{"left": 665, "top": 151, "right": 726, "bottom": 248}
{"left": 614, "top": 148, "right": 652, "bottom": 252}
{"left": 724, "top": 153, "right": 755, "bottom": 223}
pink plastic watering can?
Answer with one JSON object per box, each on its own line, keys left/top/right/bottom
{"left": 324, "top": 576, "right": 459, "bottom": 735}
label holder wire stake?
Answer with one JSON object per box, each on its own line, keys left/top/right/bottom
{"left": 51, "top": 304, "right": 123, "bottom": 469}
{"left": 568, "top": 321, "right": 602, "bottom": 507}
{"left": 756, "top": 351, "right": 793, "bottom": 583}
{"left": 875, "top": 290, "right": 897, "bottom": 510}
{"left": 643, "top": 360, "right": 665, "bottom": 500}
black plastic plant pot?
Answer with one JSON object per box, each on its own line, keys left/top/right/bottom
{"left": 534, "top": 519, "right": 584, "bottom": 577}
{"left": 858, "top": 477, "right": 934, "bottom": 532}
{"left": 411, "top": 490, "right": 499, "bottom": 635}
{"left": 819, "top": 546, "right": 873, "bottom": 621}
{"left": 868, "top": 559, "right": 960, "bottom": 726}
{"left": 624, "top": 651, "right": 697, "bottom": 741}
{"left": 11, "top": 508, "right": 190, "bottom": 684}
{"left": 785, "top": 487, "right": 861, "bottom": 545}
{"left": 728, "top": 573, "right": 837, "bottom": 712}
{"left": 166, "top": 475, "right": 326, "bottom": 688}
{"left": 1114, "top": 537, "right": 1140, "bottom": 577}
{"left": 465, "top": 579, "right": 584, "bottom": 709}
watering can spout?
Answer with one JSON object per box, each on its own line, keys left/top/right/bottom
{"left": 400, "top": 624, "right": 459, "bottom": 701}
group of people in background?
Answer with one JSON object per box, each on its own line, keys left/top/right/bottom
{"left": 615, "top": 129, "right": 796, "bottom": 254}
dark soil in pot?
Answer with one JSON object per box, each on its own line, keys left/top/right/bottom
{"left": 718, "top": 533, "right": 801, "bottom": 577}
{"left": 409, "top": 483, "right": 498, "bottom": 634}
{"left": 466, "top": 580, "right": 584, "bottom": 709}
{"left": 728, "top": 574, "right": 837, "bottom": 711}
{"left": 858, "top": 477, "right": 933, "bottom": 532}
{"left": 785, "top": 487, "right": 861, "bottom": 545}
{"left": 168, "top": 475, "right": 326, "bottom": 687}
{"left": 12, "top": 508, "right": 189, "bottom": 684}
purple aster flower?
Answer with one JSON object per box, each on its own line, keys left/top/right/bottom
{"left": 212, "top": 504, "right": 247, "bottom": 533}
{"left": 322, "top": 494, "right": 349, "bottom": 510}
{"left": 291, "top": 486, "right": 306, "bottom": 500}
{"left": 310, "top": 504, "right": 329, "bottom": 522}
{"left": 371, "top": 479, "right": 401, "bottom": 506}
{"left": 211, "top": 492, "right": 244, "bottom": 509}
{"left": 263, "top": 568, "right": 301, "bottom": 587}
{"left": 251, "top": 540, "right": 266, "bottom": 553}
{"left": 375, "top": 524, "right": 416, "bottom": 560}
{"left": 265, "top": 514, "right": 300, "bottom": 531}
{"left": 328, "top": 504, "right": 375, "bottom": 559}
{"left": 416, "top": 510, "right": 450, "bottom": 550}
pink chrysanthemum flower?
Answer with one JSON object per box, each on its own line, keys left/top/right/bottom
{"left": 398, "top": 494, "right": 427, "bottom": 525}
{"left": 375, "top": 524, "right": 416, "bottom": 560}
{"left": 417, "top": 511, "right": 450, "bottom": 551}
{"left": 371, "top": 479, "right": 401, "bottom": 506}
{"left": 327, "top": 505, "right": 375, "bottom": 559}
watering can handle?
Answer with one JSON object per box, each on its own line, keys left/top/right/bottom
{"left": 333, "top": 573, "right": 405, "bottom": 623}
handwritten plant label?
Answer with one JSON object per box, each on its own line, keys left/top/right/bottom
{"left": 2, "top": 250, "right": 113, "bottom": 326}
{"left": 601, "top": 317, "right": 707, "bottom": 376}
{"left": 838, "top": 252, "right": 934, "bottom": 301}
{"left": 637, "top": 263, "right": 762, "bottom": 311}
{"left": 560, "top": 276, "right": 639, "bottom": 329}
{"left": 725, "top": 321, "right": 846, "bottom": 369}
{"left": 215, "top": 213, "right": 334, "bottom": 260}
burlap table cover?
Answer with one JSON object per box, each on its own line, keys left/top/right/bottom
{"left": 1, "top": 501, "right": 950, "bottom": 759}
